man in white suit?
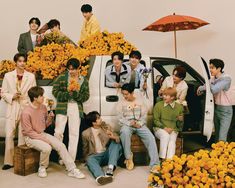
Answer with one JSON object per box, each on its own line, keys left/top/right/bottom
{"left": 1, "top": 53, "right": 36, "bottom": 170}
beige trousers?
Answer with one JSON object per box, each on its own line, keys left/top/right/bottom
{"left": 25, "top": 133, "right": 76, "bottom": 171}
{"left": 4, "top": 102, "right": 25, "bottom": 165}
{"left": 154, "top": 128, "right": 178, "bottom": 159}
{"left": 54, "top": 102, "right": 81, "bottom": 161}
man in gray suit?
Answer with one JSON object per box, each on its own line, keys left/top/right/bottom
{"left": 17, "top": 17, "right": 41, "bottom": 55}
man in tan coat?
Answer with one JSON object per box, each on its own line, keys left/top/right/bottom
{"left": 82, "top": 111, "right": 122, "bottom": 185}
{"left": 1, "top": 53, "right": 36, "bottom": 170}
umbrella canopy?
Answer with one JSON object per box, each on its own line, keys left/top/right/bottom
{"left": 143, "top": 13, "right": 209, "bottom": 58}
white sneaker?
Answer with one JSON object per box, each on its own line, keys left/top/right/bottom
{"left": 58, "top": 159, "right": 64, "bottom": 166}
{"left": 38, "top": 166, "right": 47, "bottom": 178}
{"left": 68, "top": 168, "right": 85, "bottom": 179}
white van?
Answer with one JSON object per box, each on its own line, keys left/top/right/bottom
{"left": 0, "top": 56, "right": 234, "bottom": 141}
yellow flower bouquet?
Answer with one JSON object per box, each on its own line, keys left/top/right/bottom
{"left": 148, "top": 141, "right": 235, "bottom": 188}
{"left": 78, "top": 30, "right": 137, "bottom": 55}
{"left": 68, "top": 78, "right": 80, "bottom": 92}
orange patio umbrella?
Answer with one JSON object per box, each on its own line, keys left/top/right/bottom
{"left": 143, "top": 13, "right": 209, "bottom": 58}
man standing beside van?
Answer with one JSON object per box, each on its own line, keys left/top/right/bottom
{"left": 52, "top": 58, "right": 89, "bottom": 162}
{"left": 17, "top": 17, "right": 41, "bottom": 54}
{"left": 1, "top": 53, "right": 36, "bottom": 170}
{"left": 197, "top": 59, "right": 233, "bottom": 142}
{"left": 80, "top": 4, "right": 101, "bottom": 41}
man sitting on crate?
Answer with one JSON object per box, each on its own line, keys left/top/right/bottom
{"left": 117, "top": 83, "right": 160, "bottom": 170}
{"left": 21, "top": 86, "right": 85, "bottom": 178}
{"left": 153, "top": 87, "right": 184, "bottom": 160}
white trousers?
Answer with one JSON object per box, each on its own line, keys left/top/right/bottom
{"left": 4, "top": 102, "right": 25, "bottom": 165}
{"left": 154, "top": 128, "right": 178, "bottom": 159}
{"left": 54, "top": 102, "right": 81, "bottom": 161}
{"left": 25, "top": 133, "right": 76, "bottom": 171}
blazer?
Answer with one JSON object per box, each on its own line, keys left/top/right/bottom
{"left": 17, "top": 31, "right": 34, "bottom": 54}
{"left": 82, "top": 122, "right": 120, "bottom": 160}
{"left": 1, "top": 70, "right": 36, "bottom": 118}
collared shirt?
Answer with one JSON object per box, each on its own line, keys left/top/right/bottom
{"left": 125, "top": 62, "right": 145, "bottom": 88}
{"left": 199, "top": 73, "right": 232, "bottom": 106}
{"left": 164, "top": 101, "right": 176, "bottom": 108}
{"left": 80, "top": 15, "right": 101, "bottom": 41}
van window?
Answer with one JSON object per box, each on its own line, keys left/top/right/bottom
{"left": 104, "top": 59, "right": 129, "bottom": 88}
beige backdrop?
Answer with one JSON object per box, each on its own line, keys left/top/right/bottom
{"left": 0, "top": 0, "right": 234, "bottom": 83}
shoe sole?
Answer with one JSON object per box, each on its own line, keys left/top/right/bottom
{"left": 68, "top": 173, "right": 85, "bottom": 179}
{"left": 97, "top": 176, "right": 113, "bottom": 185}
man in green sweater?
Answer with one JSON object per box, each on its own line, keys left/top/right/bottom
{"left": 52, "top": 58, "right": 89, "bottom": 162}
{"left": 153, "top": 87, "right": 184, "bottom": 160}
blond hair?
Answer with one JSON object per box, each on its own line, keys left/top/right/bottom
{"left": 163, "top": 87, "right": 177, "bottom": 98}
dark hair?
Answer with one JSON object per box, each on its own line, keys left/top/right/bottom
{"left": 47, "top": 19, "right": 60, "bottom": 29}
{"left": 66, "top": 58, "right": 80, "bottom": 69}
{"left": 28, "top": 86, "right": 44, "bottom": 102}
{"left": 81, "top": 4, "right": 92, "bottom": 13}
{"left": 13, "top": 53, "right": 27, "bottom": 63}
{"left": 209, "top": 59, "right": 224, "bottom": 73}
{"left": 29, "top": 17, "right": 41, "bottom": 27}
{"left": 86, "top": 111, "right": 100, "bottom": 127}
{"left": 129, "top": 50, "right": 142, "bottom": 60}
{"left": 173, "top": 66, "right": 186, "bottom": 80}
{"left": 121, "top": 83, "right": 135, "bottom": 93}
{"left": 111, "top": 51, "right": 124, "bottom": 61}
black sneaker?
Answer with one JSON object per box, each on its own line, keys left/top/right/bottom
{"left": 2, "top": 165, "right": 13, "bottom": 170}
{"left": 105, "top": 168, "right": 114, "bottom": 177}
{"left": 96, "top": 176, "right": 113, "bottom": 185}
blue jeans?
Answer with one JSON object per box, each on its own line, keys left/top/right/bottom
{"left": 214, "top": 105, "right": 233, "bottom": 142}
{"left": 86, "top": 141, "right": 122, "bottom": 178}
{"left": 120, "top": 125, "right": 160, "bottom": 167}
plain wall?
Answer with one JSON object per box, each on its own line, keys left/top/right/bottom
{"left": 0, "top": 0, "right": 234, "bottom": 83}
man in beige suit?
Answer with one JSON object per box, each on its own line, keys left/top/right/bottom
{"left": 1, "top": 53, "right": 36, "bottom": 170}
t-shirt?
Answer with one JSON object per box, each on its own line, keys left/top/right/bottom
{"left": 30, "top": 33, "right": 37, "bottom": 48}
{"left": 91, "top": 127, "right": 105, "bottom": 153}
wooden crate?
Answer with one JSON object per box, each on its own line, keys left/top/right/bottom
{"left": 14, "top": 145, "right": 40, "bottom": 176}
{"left": 156, "top": 137, "right": 183, "bottom": 157}
{"left": 131, "top": 134, "right": 149, "bottom": 165}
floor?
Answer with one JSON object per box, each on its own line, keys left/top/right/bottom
{"left": 0, "top": 134, "right": 209, "bottom": 188}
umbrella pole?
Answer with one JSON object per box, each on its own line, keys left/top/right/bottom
{"left": 174, "top": 30, "right": 177, "bottom": 58}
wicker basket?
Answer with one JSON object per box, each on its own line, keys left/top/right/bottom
{"left": 14, "top": 145, "right": 40, "bottom": 176}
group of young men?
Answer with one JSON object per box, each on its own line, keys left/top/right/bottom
{"left": 0, "top": 3, "right": 233, "bottom": 187}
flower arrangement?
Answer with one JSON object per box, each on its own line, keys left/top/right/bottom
{"left": 78, "top": 30, "right": 136, "bottom": 55}
{"left": 26, "top": 43, "right": 90, "bottom": 79}
{"left": 148, "top": 141, "right": 235, "bottom": 188}
{"left": 39, "top": 31, "right": 76, "bottom": 46}
{"left": 0, "top": 60, "right": 15, "bottom": 78}
{"left": 68, "top": 78, "right": 80, "bottom": 92}
{"left": 141, "top": 68, "right": 152, "bottom": 98}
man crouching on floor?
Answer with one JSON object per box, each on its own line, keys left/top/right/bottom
{"left": 82, "top": 111, "right": 123, "bottom": 185}
{"left": 21, "top": 86, "right": 85, "bottom": 179}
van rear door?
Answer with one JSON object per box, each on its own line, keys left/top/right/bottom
{"left": 200, "top": 57, "right": 214, "bottom": 141}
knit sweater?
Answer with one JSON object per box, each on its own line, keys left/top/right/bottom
{"left": 153, "top": 101, "right": 184, "bottom": 132}
{"left": 52, "top": 71, "right": 89, "bottom": 117}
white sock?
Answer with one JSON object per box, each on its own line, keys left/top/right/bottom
{"left": 108, "top": 165, "right": 114, "bottom": 170}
